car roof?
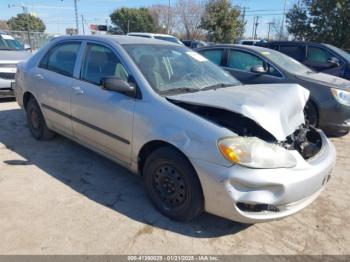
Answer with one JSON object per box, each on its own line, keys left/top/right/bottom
{"left": 195, "top": 44, "right": 273, "bottom": 53}
{"left": 239, "top": 39, "right": 261, "bottom": 42}
{"left": 52, "top": 34, "right": 181, "bottom": 46}
{"left": 127, "top": 32, "right": 177, "bottom": 38}
{"left": 261, "top": 40, "right": 327, "bottom": 46}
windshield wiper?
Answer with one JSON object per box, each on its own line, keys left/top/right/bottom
{"left": 160, "top": 87, "right": 199, "bottom": 95}
{"left": 200, "top": 83, "right": 236, "bottom": 91}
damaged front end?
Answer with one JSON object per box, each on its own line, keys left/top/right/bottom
{"left": 169, "top": 100, "right": 322, "bottom": 161}
{"left": 279, "top": 124, "right": 322, "bottom": 160}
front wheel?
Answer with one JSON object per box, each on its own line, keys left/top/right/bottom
{"left": 143, "top": 147, "right": 204, "bottom": 221}
{"left": 26, "top": 97, "right": 56, "bottom": 140}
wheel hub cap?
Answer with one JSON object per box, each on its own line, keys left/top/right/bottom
{"left": 153, "top": 165, "right": 186, "bottom": 208}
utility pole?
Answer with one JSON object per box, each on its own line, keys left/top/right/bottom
{"left": 280, "top": 0, "right": 287, "bottom": 40}
{"left": 81, "top": 14, "right": 85, "bottom": 35}
{"left": 74, "top": 0, "right": 79, "bottom": 34}
{"left": 241, "top": 7, "right": 246, "bottom": 24}
{"left": 252, "top": 16, "right": 256, "bottom": 39}
{"left": 60, "top": 0, "right": 79, "bottom": 34}
{"left": 267, "top": 22, "right": 274, "bottom": 40}
{"left": 253, "top": 16, "right": 259, "bottom": 40}
{"left": 167, "top": 0, "right": 171, "bottom": 34}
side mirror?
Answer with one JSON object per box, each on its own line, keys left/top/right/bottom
{"left": 251, "top": 65, "right": 267, "bottom": 74}
{"left": 101, "top": 77, "right": 136, "bottom": 97}
{"left": 327, "top": 57, "right": 340, "bottom": 67}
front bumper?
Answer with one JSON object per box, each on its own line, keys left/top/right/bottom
{"left": 0, "top": 78, "right": 15, "bottom": 98}
{"left": 319, "top": 98, "right": 350, "bottom": 134}
{"left": 190, "top": 131, "right": 336, "bottom": 223}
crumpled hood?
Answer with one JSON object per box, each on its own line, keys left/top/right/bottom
{"left": 296, "top": 72, "right": 350, "bottom": 91}
{"left": 167, "top": 84, "right": 310, "bottom": 141}
{"left": 0, "top": 50, "right": 31, "bottom": 62}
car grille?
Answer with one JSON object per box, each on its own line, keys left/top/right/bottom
{"left": 0, "top": 72, "right": 15, "bottom": 80}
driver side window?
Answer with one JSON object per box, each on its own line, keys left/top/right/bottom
{"left": 228, "top": 50, "right": 281, "bottom": 77}
{"left": 80, "top": 43, "right": 128, "bottom": 85}
{"left": 306, "top": 46, "right": 334, "bottom": 64}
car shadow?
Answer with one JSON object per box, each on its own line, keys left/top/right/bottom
{"left": 0, "top": 107, "right": 250, "bottom": 238}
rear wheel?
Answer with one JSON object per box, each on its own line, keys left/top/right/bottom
{"left": 26, "top": 97, "right": 55, "bottom": 140}
{"left": 143, "top": 147, "right": 204, "bottom": 221}
{"left": 304, "top": 101, "right": 318, "bottom": 127}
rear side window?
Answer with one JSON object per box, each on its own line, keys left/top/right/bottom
{"left": 279, "top": 45, "right": 306, "bottom": 61}
{"left": 39, "top": 42, "right": 80, "bottom": 77}
{"left": 199, "top": 49, "right": 224, "bottom": 65}
{"left": 80, "top": 43, "right": 128, "bottom": 85}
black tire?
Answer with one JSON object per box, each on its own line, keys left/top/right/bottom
{"left": 304, "top": 101, "right": 318, "bottom": 127}
{"left": 26, "top": 97, "right": 55, "bottom": 140}
{"left": 143, "top": 147, "right": 204, "bottom": 221}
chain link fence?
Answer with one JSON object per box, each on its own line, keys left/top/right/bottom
{"left": 2, "top": 30, "right": 57, "bottom": 50}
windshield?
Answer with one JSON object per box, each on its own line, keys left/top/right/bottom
{"left": 325, "top": 44, "right": 350, "bottom": 62}
{"left": 0, "top": 34, "right": 24, "bottom": 50}
{"left": 123, "top": 44, "right": 240, "bottom": 94}
{"left": 260, "top": 49, "right": 313, "bottom": 74}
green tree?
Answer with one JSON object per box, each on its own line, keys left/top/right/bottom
{"left": 200, "top": 0, "right": 245, "bottom": 43}
{"left": 110, "top": 7, "right": 157, "bottom": 34}
{"left": 7, "top": 13, "right": 45, "bottom": 32}
{"left": 286, "top": 0, "right": 350, "bottom": 48}
{"left": 0, "top": 20, "right": 9, "bottom": 30}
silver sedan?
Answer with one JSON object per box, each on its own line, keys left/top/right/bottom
{"left": 14, "top": 35, "right": 336, "bottom": 223}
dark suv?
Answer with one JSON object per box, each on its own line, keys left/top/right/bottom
{"left": 258, "top": 41, "right": 350, "bottom": 81}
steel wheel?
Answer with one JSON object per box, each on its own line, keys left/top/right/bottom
{"left": 153, "top": 164, "right": 187, "bottom": 209}
{"left": 143, "top": 147, "right": 204, "bottom": 221}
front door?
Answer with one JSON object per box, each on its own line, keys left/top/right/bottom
{"left": 70, "top": 42, "right": 135, "bottom": 164}
{"left": 304, "top": 45, "right": 344, "bottom": 77}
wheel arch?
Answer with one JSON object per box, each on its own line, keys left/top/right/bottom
{"left": 137, "top": 140, "right": 194, "bottom": 176}
{"left": 23, "top": 91, "right": 35, "bottom": 110}
{"left": 306, "top": 98, "right": 319, "bottom": 126}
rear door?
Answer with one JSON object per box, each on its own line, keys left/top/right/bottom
{"left": 197, "top": 48, "right": 226, "bottom": 66}
{"left": 278, "top": 44, "right": 306, "bottom": 62}
{"left": 70, "top": 41, "right": 135, "bottom": 164}
{"left": 35, "top": 41, "right": 82, "bottom": 136}
{"left": 223, "top": 49, "right": 283, "bottom": 84}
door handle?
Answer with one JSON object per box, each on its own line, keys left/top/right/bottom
{"left": 72, "top": 86, "right": 84, "bottom": 95}
{"left": 35, "top": 73, "right": 44, "bottom": 80}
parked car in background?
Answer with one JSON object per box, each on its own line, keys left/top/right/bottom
{"left": 258, "top": 41, "right": 350, "bottom": 81}
{"left": 14, "top": 35, "right": 335, "bottom": 223}
{"left": 182, "top": 40, "right": 207, "bottom": 49}
{"left": 127, "top": 32, "right": 183, "bottom": 45}
{"left": 0, "top": 31, "right": 31, "bottom": 98}
{"left": 238, "top": 39, "right": 263, "bottom": 46}
{"left": 196, "top": 44, "right": 350, "bottom": 136}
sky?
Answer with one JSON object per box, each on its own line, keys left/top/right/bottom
{"left": 0, "top": 0, "right": 299, "bottom": 38}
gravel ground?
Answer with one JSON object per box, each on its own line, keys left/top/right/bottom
{"left": 0, "top": 100, "right": 349, "bottom": 255}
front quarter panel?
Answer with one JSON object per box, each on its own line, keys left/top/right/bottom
{"left": 131, "top": 96, "right": 234, "bottom": 171}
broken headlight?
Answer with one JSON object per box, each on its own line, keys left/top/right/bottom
{"left": 218, "top": 137, "right": 297, "bottom": 169}
{"left": 331, "top": 88, "right": 350, "bottom": 106}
